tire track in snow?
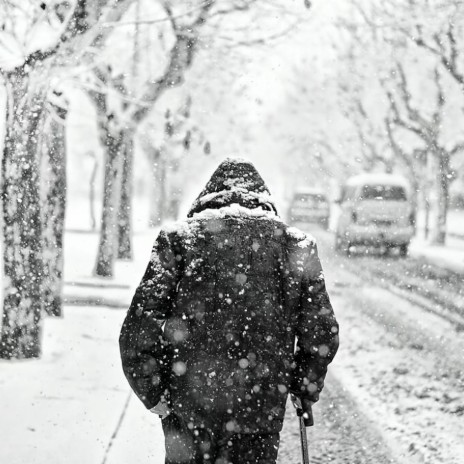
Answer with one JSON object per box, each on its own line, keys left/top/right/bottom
{"left": 278, "top": 374, "right": 397, "bottom": 464}
{"left": 326, "top": 279, "right": 464, "bottom": 464}
{"left": 307, "top": 226, "right": 463, "bottom": 329}
{"left": 339, "top": 258, "right": 464, "bottom": 329}
{"left": 296, "top": 227, "right": 464, "bottom": 463}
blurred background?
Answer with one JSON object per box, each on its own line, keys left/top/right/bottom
{"left": 0, "top": 1, "right": 463, "bottom": 463}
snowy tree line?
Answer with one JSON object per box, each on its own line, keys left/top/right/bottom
{"left": 284, "top": 0, "right": 464, "bottom": 244}
{"left": 0, "top": 0, "right": 307, "bottom": 359}
{"left": 341, "top": 0, "right": 464, "bottom": 244}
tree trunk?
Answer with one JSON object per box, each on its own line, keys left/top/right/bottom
{"left": 0, "top": 72, "right": 45, "bottom": 359}
{"left": 424, "top": 190, "right": 430, "bottom": 240}
{"left": 117, "top": 130, "right": 134, "bottom": 260}
{"left": 40, "top": 110, "right": 67, "bottom": 317}
{"left": 430, "top": 153, "right": 449, "bottom": 245}
{"left": 94, "top": 129, "right": 124, "bottom": 277}
{"left": 164, "top": 154, "right": 182, "bottom": 221}
{"left": 89, "top": 152, "right": 98, "bottom": 231}
{"left": 148, "top": 148, "right": 167, "bottom": 227}
{"left": 407, "top": 176, "right": 419, "bottom": 235}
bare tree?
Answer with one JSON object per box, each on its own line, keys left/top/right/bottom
{"left": 0, "top": 0, "right": 135, "bottom": 359}
{"left": 91, "top": 1, "right": 215, "bottom": 276}
{"left": 387, "top": 64, "right": 463, "bottom": 243}
{"left": 92, "top": 0, "right": 297, "bottom": 276}
{"left": 338, "top": 0, "right": 464, "bottom": 244}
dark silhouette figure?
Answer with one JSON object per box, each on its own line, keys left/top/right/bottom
{"left": 120, "top": 158, "right": 339, "bottom": 464}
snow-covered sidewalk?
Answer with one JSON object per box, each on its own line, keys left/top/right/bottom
{"left": 0, "top": 229, "right": 167, "bottom": 464}
{"left": 410, "top": 208, "right": 464, "bottom": 274}
{"left": 411, "top": 209, "right": 464, "bottom": 274}
{"left": 410, "top": 236, "right": 464, "bottom": 274}
{"left": 0, "top": 304, "right": 166, "bottom": 464}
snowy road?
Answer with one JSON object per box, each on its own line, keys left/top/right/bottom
{"left": 278, "top": 225, "right": 464, "bottom": 464}
{"left": 278, "top": 375, "right": 395, "bottom": 464}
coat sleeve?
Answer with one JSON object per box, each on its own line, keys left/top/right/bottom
{"left": 119, "top": 230, "right": 179, "bottom": 409}
{"left": 291, "top": 242, "right": 339, "bottom": 405}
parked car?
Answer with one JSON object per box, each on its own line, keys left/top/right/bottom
{"left": 334, "top": 173, "right": 415, "bottom": 256}
{"left": 287, "top": 189, "right": 330, "bottom": 228}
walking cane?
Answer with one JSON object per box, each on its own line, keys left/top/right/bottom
{"left": 291, "top": 395, "right": 313, "bottom": 464}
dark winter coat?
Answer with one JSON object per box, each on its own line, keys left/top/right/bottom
{"left": 119, "top": 158, "right": 339, "bottom": 434}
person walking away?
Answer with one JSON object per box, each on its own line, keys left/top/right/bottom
{"left": 119, "top": 158, "right": 339, "bottom": 464}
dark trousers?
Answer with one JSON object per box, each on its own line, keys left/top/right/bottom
{"left": 162, "top": 414, "right": 280, "bottom": 464}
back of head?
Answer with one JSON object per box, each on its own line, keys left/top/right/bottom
{"left": 187, "top": 157, "right": 278, "bottom": 217}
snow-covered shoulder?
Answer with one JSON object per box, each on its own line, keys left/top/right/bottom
{"left": 286, "top": 226, "right": 317, "bottom": 249}
{"left": 198, "top": 188, "right": 273, "bottom": 207}
{"left": 160, "top": 204, "right": 281, "bottom": 240}
{"left": 161, "top": 217, "right": 202, "bottom": 239}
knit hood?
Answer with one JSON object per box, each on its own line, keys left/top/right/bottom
{"left": 187, "top": 158, "right": 278, "bottom": 217}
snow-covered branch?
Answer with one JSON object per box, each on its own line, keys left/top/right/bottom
{"left": 0, "top": 0, "right": 137, "bottom": 73}
{"left": 131, "top": 0, "right": 214, "bottom": 123}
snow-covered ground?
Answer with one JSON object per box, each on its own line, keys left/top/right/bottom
{"left": 410, "top": 236, "right": 464, "bottom": 274}
{"left": 1, "top": 219, "right": 463, "bottom": 464}
{"left": 411, "top": 209, "right": 464, "bottom": 273}
{"left": 328, "top": 278, "right": 464, "bottom": 464}
{"left": 316, "top": 227, "right": 464, "bottom": 464}
{"left": 0, "top": 228, "right": 157, "bottom": 464}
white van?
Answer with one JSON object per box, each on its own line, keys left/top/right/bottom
{"left": 334, "top": 173, "right": 415, "bottom": 256}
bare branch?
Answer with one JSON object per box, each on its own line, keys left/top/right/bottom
{"left": 102, "top": 0, "right": 213, "bottom": 28}
{"left": 411, "top": 13, "right": 464, "bottom": 86}
{"left": 386, "top": 86, "right": 424, "bottom": 140}
{"left": 449, "top": 141, "right": 464, "bottom": 155}
{"left": 131, "top": 0, "right": 214, "bottom": 123}
{"left": 394, "top": 62, "right": 430, "bottom": 132}
{"left": 217, "top": 18, "right": 301, "bottom": 49}
{"left": 432, "top": 67, "right": 445, "bottom": 127}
